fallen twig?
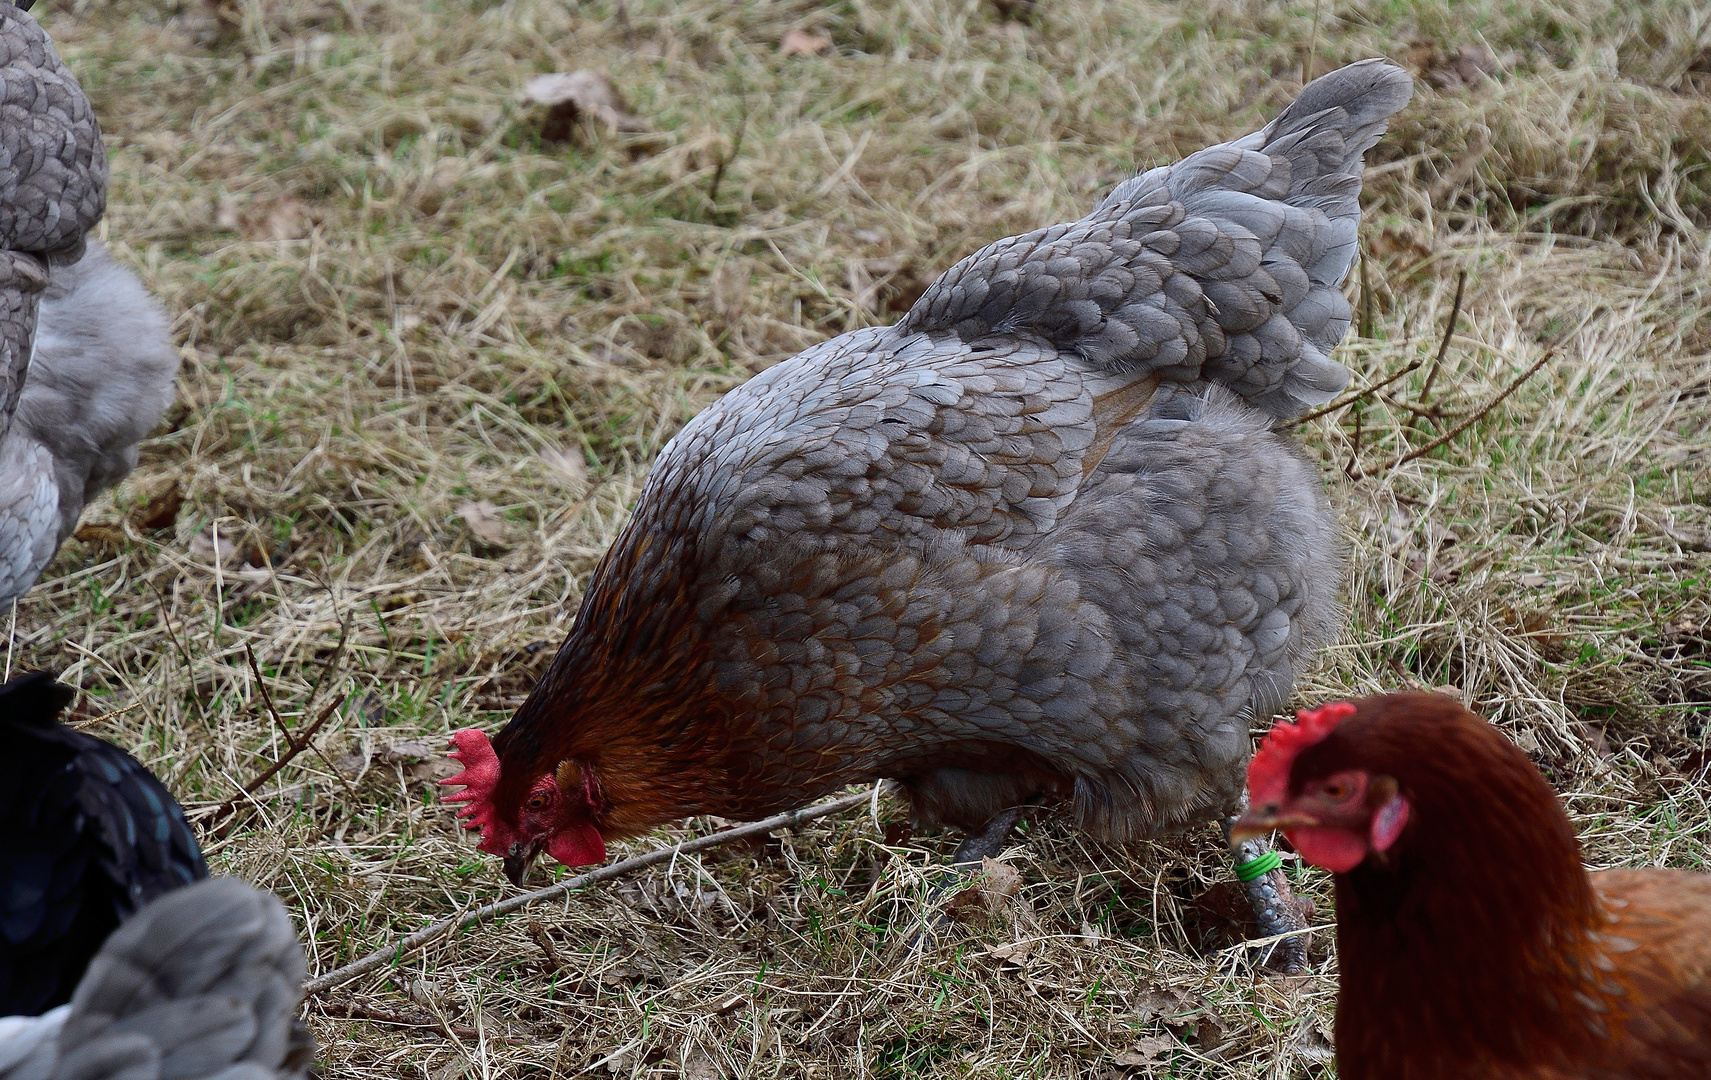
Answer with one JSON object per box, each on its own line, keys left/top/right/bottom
{"left": 1284, "top": 355, "right": 1423, "bottom": 428}
{"left": 1413, "top": 269, "right": 1467, "bottom": 428}
{"left": 204, "top": 690, "right": 348, "bottom": 837}
{"left": 302, "top": 785, "right": 883, "bottom": 997}
{"left": 317, "top": 996, "right": 545, "bottom": 1046}
{"left": 244, "top": 644, "right": 360, "bottom": 805}
{"left": 1354, "top": 346, "right": 1557, "bottom": 480}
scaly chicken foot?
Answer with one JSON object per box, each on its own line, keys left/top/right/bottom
{"left": 906, "top": 807, "right": 1026, "bottom": 953}
{"left": 950, "top": 806, "right": 1024, "bottom": 867}
{"left": 1225, "top": 798, "right": 1310, "bottom": 974}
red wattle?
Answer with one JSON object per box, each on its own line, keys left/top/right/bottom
{"left": 547, "top": 823, "right": 607, "bottom": 868}
{"left": 1285, "top": 825, "right": 1370, "bottom": 873}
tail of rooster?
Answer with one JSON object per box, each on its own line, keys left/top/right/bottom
{"left": 0, "top": 878, "right": 315, "bottom": 1080}
{"left": 898, "top": 59, "right": 1414, "bottom": 420}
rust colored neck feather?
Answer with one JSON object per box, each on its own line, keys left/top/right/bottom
{"left": 1301, "top": 698, "right": 1603, "bottom": 1079}
{"left": 492, "top": 514, "right": 740, "bottom": 836}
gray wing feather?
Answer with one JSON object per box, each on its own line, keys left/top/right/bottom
{"left": 0, "top": 5, "right": 106, "bottom": 442}
{"left": 898, "top": 58, "right": 1413, "bottom": 418}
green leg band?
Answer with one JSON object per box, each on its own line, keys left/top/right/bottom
{"left": 1236, "top": 849, "right": 1282, "bottom": 882}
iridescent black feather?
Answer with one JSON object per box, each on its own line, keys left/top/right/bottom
{"left": 0, "top": 670, "right": 205, "bottom": 1015}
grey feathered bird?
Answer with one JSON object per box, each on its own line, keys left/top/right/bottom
{"left": 0, "top": 878, "right": 315, "bottom": 1080}
{"left": 0, "top": 0, "right": 179, "bottom": 607}
{"left": 443, "top": 60, "right": 1415, "bottom": 965}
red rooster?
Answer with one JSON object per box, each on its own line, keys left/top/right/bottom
{"left": 1233, "top": 693, "right": 1711, "bottom": 1079}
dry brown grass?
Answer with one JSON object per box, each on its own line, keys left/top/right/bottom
{"left": 8, "top": 0, "right": 1711, "bottom": 1075}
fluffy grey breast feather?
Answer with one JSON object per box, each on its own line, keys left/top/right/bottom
{"left": 0, "top": 878, "right": 314, "bottom": 1080}
{"left": 0, "top": 240, "right": 179, "bottom": 606}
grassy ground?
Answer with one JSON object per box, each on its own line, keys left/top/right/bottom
{"left": 10, "top": 0, "right": 1711, "bottom": 1075}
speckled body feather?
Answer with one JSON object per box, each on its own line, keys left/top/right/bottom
{"left": 487, "top": 61, "right": 1413, "bottom": 847}
{"left": 0, "top": 1, "right": 107, "bottom": 442}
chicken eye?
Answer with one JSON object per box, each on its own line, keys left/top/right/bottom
{"left": 1322, "top": 782, "right": 1350, "bottom": 800}
{"left": 526, "top": 792, "right": 550, "bottom": 812}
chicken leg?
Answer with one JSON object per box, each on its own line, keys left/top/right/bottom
{"left": 1225, "top": 795, "right": 1310, "bottom": 974}
{"left": 950, "top": 807, "right": 1023, "bottom": 867}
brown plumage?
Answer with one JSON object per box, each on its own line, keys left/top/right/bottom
{"left": 1233, "top": 693, "right": 1711, "bottom": 1080}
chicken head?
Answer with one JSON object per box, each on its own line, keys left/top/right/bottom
{"left": 1232, "top": 701, "right": 1411, "bottom": 873}
{"left": 442, "top": 728, "right": 607, "bottom": 885}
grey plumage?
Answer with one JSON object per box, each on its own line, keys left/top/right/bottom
{"left": 0, "top": 878, "right": 315, "bottom": 1080}
{"left": 900, "top": 57, "right": 1412, "bottom": 419}
{"left": 0, "top": 1, "right": 107, "bottom": 440}
{"left": 0, "top": 240, "right": 179, "bottom": 605}
{"left": 495, "top": 60, "right": 1414, "bottom": 858}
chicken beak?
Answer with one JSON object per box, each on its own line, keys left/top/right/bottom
{"left": 503, "top": 841, "right": 540, "bottom": 887}
{"left": 1230, "top": 806, "right": 1318, "bottom": 844}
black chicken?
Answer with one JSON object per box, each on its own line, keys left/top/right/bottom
{"left": 0, "top": 671, "right": 206, "bottom": 1015}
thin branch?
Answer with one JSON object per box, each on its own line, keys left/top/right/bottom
{"left": 707, "top": 92, "right": 749, "bottom": 209}
{"left": 245, "top": 644, "right": 361, "bottom": 805}
{"left": 1344, "top": 406, "right": 1364, "bottom": 478}
{"left": 1283, "top": 356, "right": 1423, "bottom": 428}
{"left": 1302, "top": 0, "right": 1324, "bottom": 86}
{"left": 1417, "top": 269, "right": 1466, "bottom": 406}
{"left": 1354, "top": 346, "right": 1557, "bottom": 480}
{"left": 147, "top": 582, "right": 209, "bottom": 723}
{"left": 205, "top": 691, "right": 348, "bottom": 837}
{"left": 1358, "top": 245, "right": 1374, "bottom": 340}
{"left": 317, "top": 997, "right": 544, "bottom": 1046}
{"left": 303, "top": 785, "right": 884, "bottom": 998}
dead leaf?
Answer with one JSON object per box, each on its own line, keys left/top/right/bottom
{"left": 73, "top": 523, "right": 127, "bottom": 546}
{"left": 1404, "top": 40, "right": 1514, "bottom": 91}
{"left": 779, "top": 29, "right": 831, "bottom": 57}
{"left": 988, "top": 0, "right": 1040, "bottom": 22}
{"left": 948, "top": 857, "right": 1023, "bottom": 918}
{"left": 189, "top": 527, "right": 244, "bottom": 566}
{"left": 1196, "top": 1015, "right": 1229, "bottom": 1056}
{"left": 681, "top": 1053, "right": 721, "bottom": 1080}
{"left": 523, "top": 71, "right": 652, "bottom": 144}
{"left": 1131, "top": 986, "right": 1199, "bottom": 1022}
{"left": 1112, "top": 1034, "right": 1176, "bottom": 1067}
{"left": 540, "top": 447, "right": 588, "bottom": 488}
{"left": 984, "top": 938, "right": 1035, "bottom": 963}
{"left": 456, "top": 500, "right": 509, "bottom": 548}
{"left": 132, "top": 481, "right": 184, "bottom": 531}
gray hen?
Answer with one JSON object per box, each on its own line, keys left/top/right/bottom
{"left": 0, "top": 241, "right": 179, "bottom": 605}
{"left": 0, "top": 878, "right": 315, "bottom": 1080}
{"left": 447, "top": 61, "right": 1414, "bottom": 968}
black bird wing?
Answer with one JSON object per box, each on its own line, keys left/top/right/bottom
{"left": 0, "top": 672, "right": 205, "bottom": 1015}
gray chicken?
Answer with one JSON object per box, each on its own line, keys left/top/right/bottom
{"left": 0, "top": 1, "right": 179, "bottom": 607}
{"left": 444, "top": 61, "right": 1414, "bottom": 968}
{"left": 0, "top": 878, "right": 315, "bottom": 1080}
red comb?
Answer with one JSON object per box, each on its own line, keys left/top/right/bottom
{"left": 440, "top": 728, "right": 513, "bottom": 855}
{"left": 1246, "top": 701, "right": 1357, "bottom": 807}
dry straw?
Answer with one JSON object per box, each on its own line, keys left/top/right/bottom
{"left": 10, "top": 0, "right": 1710, "bottom": 1075}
